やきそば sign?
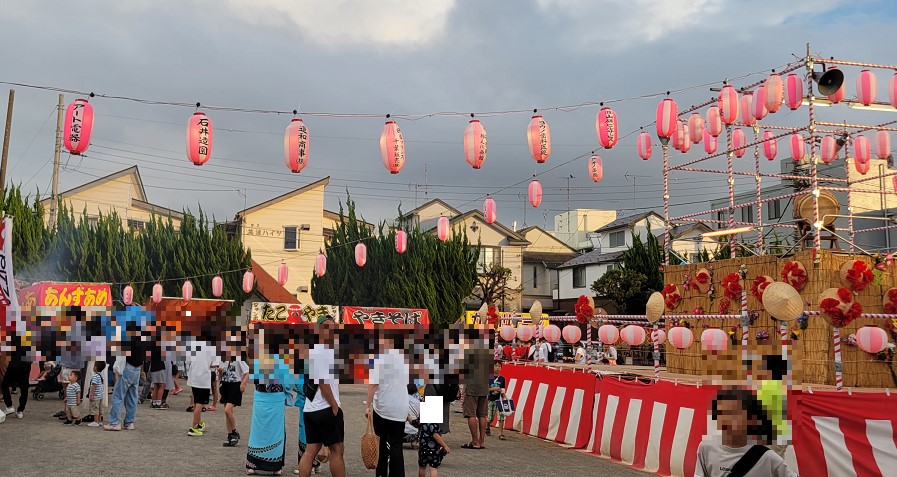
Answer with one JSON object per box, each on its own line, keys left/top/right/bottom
{"left": 341, "top": 307, "right": 429, "bottom": 326}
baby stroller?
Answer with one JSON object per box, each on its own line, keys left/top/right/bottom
{"left": 32, "top": 363, "right": 64, "bottom": 401}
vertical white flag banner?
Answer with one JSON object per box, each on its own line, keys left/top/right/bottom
{"left": 0, "top": 216, "right": 21, "bottom": 334}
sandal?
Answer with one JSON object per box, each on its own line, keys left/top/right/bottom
{"left": 461, "top": 443, "right": 484, "bottom": 449}
{"left": 499, "top": 435, "right": 506, "bottom": 440}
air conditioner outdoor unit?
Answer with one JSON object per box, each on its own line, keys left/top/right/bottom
{"left": 300, "top": 224, "right": 311, "bottom": 231}
{"left": 297, "top": 285, "right": 309, "bottom": 293}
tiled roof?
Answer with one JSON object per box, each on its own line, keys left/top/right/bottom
{"left": 251, "top": 260, "right": 300, "bottom": 304}
{"left": 557, "top": 249, "right": 626, "bottom": 269}
{"left": 593, "top": 211, "right": 662, "bottom": 234}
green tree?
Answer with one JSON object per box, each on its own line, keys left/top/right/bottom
{"left": 590, "top": 268, "right": 648, "bottom": 314}
{"left": 0, "top": 186, "right": 53, "bottom": 277}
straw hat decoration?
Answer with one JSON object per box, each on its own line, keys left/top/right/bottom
{"left": 761, "top": 282, "right": 803, "bottom": 322}
{"left": 780, "top": 260, "right": 808, "bottom": 291}
{"left": 646, "top": 291, "right": 665, "bottom": 323}
{"left": 750, "top": 275, "right": 775, "bottom": 302}
{"left": 529, "top": 300, "right": 543, "bottom": 320}
{"left": 693, "top": 268, "right": 712, "bottom": 294}
{"left": 884, "top": 288, "right": 897, "bottom": 314}
{"left": 818, "top": 287, "right": 863, "bottom": 328}
{"left": 661, "top": 284, "right": 682, "bottom": 310}
{"left": 590, "top": 307, "right": 607, "bottom": 329}
{"left": 839, "top": 259, "right": 874, "bottom": 292}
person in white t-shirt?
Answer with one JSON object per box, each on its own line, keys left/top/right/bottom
{"left": 186, "top": 340, "right": 220, "bottom": 437}
{"left": 538, "top": 338, "right": 553, "bottom": 363}
{"left": 365, "top": 335, "right": 411, "bottom": 476}
{"left": 219, "top": 355, "right": 249, "bottom": 447}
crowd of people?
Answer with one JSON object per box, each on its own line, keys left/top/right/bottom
{"left": 493, "top": 335, "right": 617, "bottom": 365}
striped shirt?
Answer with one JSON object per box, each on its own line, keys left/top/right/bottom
{"left": 91, "top": 373, "right": 104, "bottom": 401}
{"left": 66, "top": 382, "right": 81, "bottom": 406}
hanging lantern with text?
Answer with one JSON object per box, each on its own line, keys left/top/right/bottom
{"left": 856, "top": 69, "right": 877, "bottom": 106}
{"left": 437, "top": 216, "right": 450, "bottom": 241}
{"left": 596, "top": 107, "right": 618, "bottom": 149}
{"left": 589, "top": 155, "right": 603, "bottom": 183}
{"left": 820, "top": 135, "right": 838, "bottom": 164}
{"left": 655, "top": 98, "right": 678, "bottom": 139}
{"left": 63, "top": 98, "right": 95, "bottom": 155}
{"left": 277, "top": 262, "right": 289, "bottom": 286}
{"left": 380, "top": 117, "right": 405, "bottom": 174}
{"left": 705, "top": 106, "right": 722, "bottom": 137}
{"left": 732, "top": 128, "right": 747, "bottom": 158}
{"left": 152, "top": 283, "right": 163, "bottom": 304}
{"left": 284, "top": 117, "right": 310, "bottom": 173}
{"left": 718, "top": 85, "right": 739, "bottom": 125}
{"left": 527, "top": 112, "right": 551, "bottom": 163}
{"left": 752, "top": 87, "right": 768, "bottom": 121}
{"left": 790, "top": 134, "right": 805, "bottom": 162}
{"left": 637, "top": 131, "right": 652, "bottom": 160}
{"left": 765, "top": 73, "right": 784, "bottom": 113}
{"left": 122, "top": 285, "right": 133, "bottom": 306}
{"left": 740, "top": 93, "right": 756, "bottom": 126}
{"left": 688, "top": 113, "right": 704, "bottom": 143}
{"left": 762, "top": 131, "right": 777, "bottom": 161}
{"left": 785, "top": 74, "right": 803, "bottom": 110}
{"left": 211, "top": 275, "right": 223, "bottom": 298}
{"left": 703, "top": 129, "right": 718, "bottom": 154}
{"left": 242, "top": 271, "right": 254, "bottom": 294}
{"left": 182, "top": 280, "right": 193, "bottom": 302}
{"left": 315, "top": 253, "right": 327, "bottom": 278}
{"left": 355, "top": 243, "right": 367, "bottom": 267}
{"left": 464, "top": 116, "right": 488, "bottom": 169}
{"left": 484, "top": 197, "right": 497, "bottom": 224}
{"left": 875, "top": 131, "right": 891, "bottom": 160}
{"left": 186, "top": 111, "right": 213, "bottom": 166}
{"left": 528, "top": 179, "right": 543, "bottom": 207}
{"left": 395, "top": 230, "right": 408, "bottom": 254}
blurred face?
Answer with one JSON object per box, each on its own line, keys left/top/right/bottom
{"left": 715, "top": 398, "right": 749, "bottom": 436}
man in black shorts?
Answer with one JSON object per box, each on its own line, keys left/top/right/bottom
{"left": 297, "top": 324, "right": 345, "bottom": 477}
{"left": 219, "top": 356, "right": 249, "bottom": 447}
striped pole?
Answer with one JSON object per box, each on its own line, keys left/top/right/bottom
{"left": 741, "top": 288, "right": 750, "bottom": 385}
{"left": 780, "top": 319, "right": 790, "bottom": 389}
{"left": 833, "top": 326, "right": 843, "bottom": 390}
{"left": 586, "top": 324, "right": 592, "bottom": 367}
{"left": 652, "top": 323, "right": 660, "bottom": 382}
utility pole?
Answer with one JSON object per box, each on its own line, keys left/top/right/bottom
{"left": 49, "top": 94, "right": 64, "bottom": 230}
{"left": 624, "top": 172, "right": 650, "bottom": 212}
{"left": 0, "top": 89, "right": 14, "bottom": 190}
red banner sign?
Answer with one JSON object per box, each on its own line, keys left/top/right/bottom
{"left": 341, "top": 306, "right": 429, "bottom": 326}
{"left": 19, "top": 282, "right": 112, "bottom": 307}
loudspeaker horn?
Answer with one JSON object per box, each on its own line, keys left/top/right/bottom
{"left": 811, "top": 65, "right": 844, "bottom": 97}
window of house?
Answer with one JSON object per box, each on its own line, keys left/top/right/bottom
{"left": 716, "top": 211, "right": 726, "bottom": 229}
{"left": 284, "top": 226, "right": 299, "bottom": 251}
{"left": 127, "top": 219, "right": 147, "bottom": 231}
{"left": 573, "top": 266, "right": 586, "bottom": 288}
{"left": 477, "top": 247, "right": 501, "bottom": 271}
{"left": 741, "top": 205, "right": 754, "bottom": 223}
{"left": 87, "top": 216, "right": 99, "bottom": 227}
{"left": 532, "top": 266, "right": 538, "bottom": 288}
{"left": 609, "top": 230, "right": 625, "bottom": 248}
{"left": 767, "top": 200, "right": 782, "bottom": 220}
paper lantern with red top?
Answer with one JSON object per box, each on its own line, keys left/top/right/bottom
{"left": 211, "top": 275, "right": 223, "bottom": 298}
{"left": 187, "top": 112, "right": 213, "bottom": 166}
{"left": 875, "top": 131, "right": 891, "bottom": 160}
{"left": 517, "top": 325, "right": 534, "bottom": 342}
{"left": 499, "top": 324, "right": 516, "bottom": 342}
{"left": 63, "top": 98, "right": 94, "bottom": 155}
{"left": 182, "top": 280, "right": 194, "bottom": 302}
{"left": 703, "top": 129, "right": 718, "bottom": 154}
{"left": 542, "top": 324, "right": 561, "bottom": 343}
{"left": 122, "top": 285, "right": 134, "bottom": 305}
{"left": 437, "top": 216, "right": 450, "bottom": 241}
{"left": 671, "top": 123, "right": 686, "bottom": 151}
{"left": 890, "top": 73, "right": 897, "bottom": 108}
{"left": 668, "top": 326, "right": 694, "bottom": 349}
{"left": 856, "top": 326, "right": 889, "bottom": 354}
{"left": 464, "top": 117, "right": 487, "bottom": 169}
{"left": 740, "top": 94, "right": 756, "bottom": 126}
{"left": 651, "top": 328, "right": 666, "bottom": 345}
{"left": 483, "top": 197, "right": 497, "bottom": 224}
{"left": 701, "top": 328, "right": 728, "bottom": 351}
{"left": 706, "top": 106, "right": 722, "bottom": 137}
{"left": 854, "top": 135, "right": 871, "bottom": 165}
{"left": 242, "top": 271, "right": 254, "bottom": 293}
{"left": 827, "top": 67, "right": 845, "bottom": 103}
{"left": 277, "top": 262, "right": 289, "bottom": 286}
{"left": 395, "top": 230, "right": 408, "bottom": 254}
{"left": 380, "top": 118, "right": 405, "bottom": 174}
{"left": 688, "top": 113, "right": 704, "bottom": 143}
{"left": 598, "top": 324, "right": 619, "bottom": 345}
{"left": 152, "top": 283, "right": 163, "bottom": 304}
{"left": 527, "top": 113, "right": 551, "bottom": 163}
{"left": 284, "top": 117, "right": 310, "bottom": 173}
{"left": 528, "top": 179, "right": 543, "bottom": 207}
{"left": 589, "top": 155, "right": 603, "bottom": 183}
{"left": 637, "top": 132, "right": 652, "bottom": 160}
{"left": 718, "top": 85, "right": 739, "bottom": 125}
{"left": 315, "top": 253, "right": 327, "bottom": 278}
{"left": 762, "top": 131, "right": 777, "bottom": 161}
{"left": 732, "top": 128, "right": 747, "bottom": 158}
{"left": 820, "top": 135, "right": 838, "bottom": 164}
{"left": 752, "top": 87, "right": 768, "bottom": 121}
{"left": 355, "top": 243, "right": 367, "bottom": 267}
{"left": 856, "top": 69, "right": 877, "bottom": 106}
{"left": 790, "top": 134, "right": 805, "bottom": 162}
{"left": 856, "top": 157, "right": 870, "bottom": 175}
{"left": 596, "top": 107, "right": 618, "bottom": 149}
{"left": 655, "top": 99, "right": 678, "bottom": 139}
{"left": 621, "top": 325, "right": 646, "bottom": 346}
{"left": 785, "top": 74, "right": 803, "bottom": 110}
{"left": 765, "top": 74, "right": 784, "bottom": 113}
{"left": 563, "top": 325, "right": 582, "bottom": 344}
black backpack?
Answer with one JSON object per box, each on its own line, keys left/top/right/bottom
{"left": 440, "top": 382, "right": 460, "bottom": 402}
{"left": 546, "top": 344, "right": 556, "bottom": 363}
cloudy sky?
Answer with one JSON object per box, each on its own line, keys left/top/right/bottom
{"left": 2, "top": 0, "right": 895, "bottom": 231}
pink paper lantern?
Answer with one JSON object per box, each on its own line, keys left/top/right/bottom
{"left": 701, "top": 329, "right": 728, "bottom": 351}
{"left": 542, "top": 324, "right": 561, "bottom": 343}
{"left": 890, "top": 73, "right": 897, "bottom": 108}
{"left": 528, "top": 179, "right": 543, "bottom": 208}
{"left": 740, "top": 94, "right": 756, "bottom": 126}
{"left": 651, "top": 328, "right": 666, "bottom": 345}
{"left": 499, "top": 324, "right": 516, "bottom": 342}
{"left": 63, "top": 98, "right": 94, "bottom": 155}
{"left": 856, "top": 69, "right": 877, "bottom": 106}
{"left": 122, "top": 285, "right": 133, "bottom": 305}
{"left": 182, "top": 280, "right": 193, "bottom": 302}
{"left": 186, "top": 112, "right": 213, "bottom": 166}
{"left": 355, "top": 243, "right": 367, "bottom": 267}
{"left": 277, "top": 262, "right": 289, "bottom": 286}
{"left": 762, "top": 131, "right": 777, "bottom": 161}
{"left": 820, "top": 135, "right": 838, "bottom": 164}
{"left": 705, "top": 106, "right": 722, "bottom": 137}
{"left": 152, "top": 283, "right": 163, "bottom": 304}
{"left": 790, "top": 134, "right": 805, "bottom": 162}
{"left": 854, "top": 135, "right": 871, "bottom": 165}
{"left": 827, "top": 67, "right": 844, "bottom": 103}
{"left": 395, "top": 230, "right": 408, "bottom": 254}
{"left": 464, "top": 118, "right": 487, "bottom": 169}
{"left": 596, "top": 107, "right": 618, "bottom": 149}
{"left": 718, "top": 85, "right": 739, "bottom": 126}
{"left": 517, "top": 325, "right": 534, "bottom": 342}
{"left": 562, "top": 325, "right": 582, "bottom": 344}
{"left": 437, "top": 216, "right": 450, "bottom": 241}
{"left": 315, "top": 253, "right": 327, "bottom": 278}
{"left": 380, "top": 118, "right": 405, "bottom": 174}
{"left": 703, "top": 129, "right": 718, "bottom": 154}
{"left": 589, "top": 155, "right": 603, "bottom": 183}
{"left": 242, "top": 271, "right": 254, "bottom": 294}
{"left": 752, "top": 87, "right": 768, "bottom": 121}
{"left": 856, "top": 326, "right": 888, "bottom": 354}
{"left": 856, "top": 158, "right": 870, "bottom": 175}
{"left": 688, "top": 113, "right": 704, "bottom": 143}
{"left": 732, "top": 128, "right": 747, "bottom": 158}
{"left": 764, "top": 74, "right": 784, "bottom": 113}
{"left": 655, "top": 99, "right": 678, "bottom": 139}
{"left": 598, "top": 324, "right": 619, "bottom": 345}
{"left": 620, "top": 325, "right": 646, "bottom": 346}
{"left": 785, "top": 74, "right": 803, "bottom": 110}
{"left": 483, "top": 197, "right": 497, "bottom": 224}
{"left": 668, "top": 326, "right": 694, "bottom": 349}
{"left": 527, "top": 113, "right": 551, "bottom": 163}
{"left": 284, "top": 117, "right": 310, "bottom": 173}
{"left": 673, "top": 123, "right": 691, "bottom": 153}
{"left": 637, "top": 132, "right": 652, "bottom": 160}
{"left": 211, "top": 275, "right": 223, "bottom": 298}
{"left": 874, "top": 131, "right": 891, "bottom": 160}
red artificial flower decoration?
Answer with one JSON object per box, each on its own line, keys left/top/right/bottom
{"left": 718, "top": 297, "right": 731, "bottom": 314}
{"left": 820, "top": 287, "right": 863, "bottom": 327}
{"left": 781, "top": 261, "right": 808, "bottom": 291}
{"left": 721, "top": 272, "right": 742, "bottom": 300}
{"left": 750, "top": 276, "right": 773, "bottom": 302}
{"left": 486, "top": 305, "right": 499, "bottom": 325}
{"left": 574, "top": 295, "right": 593, "bottom": 325}
{"left": 662, "top": 284, "right": 682, "bottom": 310}
{"left": 844, "top": 260, "right": 874, "bottom": 292}
{"left": 884, "top": 288, "right": 897, "bottom": 314}
{"left": 695, "top": 271, "right": 710, "bottom": 284}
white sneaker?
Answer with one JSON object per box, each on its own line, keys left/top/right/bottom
{"left": 15, "top": 412, "right": 23, "bottom": 419}
{"left": 4, "top": 407, "right": 14, "bottom": 415}
{"left": 87, "top": 421, "right": 100, "bottom": 427}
